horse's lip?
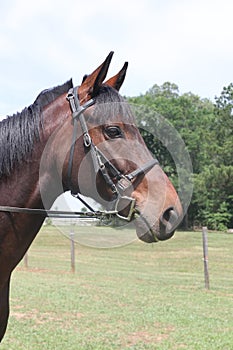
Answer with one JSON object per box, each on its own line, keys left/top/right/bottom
{"left": 136, "top": 223, "right": 175, "bottom": 243}
{"left": 137, "top": 227, "right": 160, "bottom": 243}
{"left": 133, "top": 211, "right": 175, "bottom": 243}
{"left": 133, "top": 211, "right": 159, "bottom": 243}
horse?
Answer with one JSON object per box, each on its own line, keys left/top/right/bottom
{"left": 0, "top": 52, "right": 183, "bottom": 342}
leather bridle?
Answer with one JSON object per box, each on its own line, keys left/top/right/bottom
{"left": 66, "top": 87, "right": 159, "bottom": 221}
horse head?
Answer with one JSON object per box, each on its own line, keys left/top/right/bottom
{"left": 48, "top": 52, "right": 183, "bottom": 242}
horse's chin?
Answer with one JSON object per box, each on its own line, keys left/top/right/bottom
{"left": 134, "top": 216, "right": 175, "bottom": 243}
{"left": 137, "top": 228, "right": 175, "bottom": 243}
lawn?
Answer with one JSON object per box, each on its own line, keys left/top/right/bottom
{"left": 1, "top": 226, "right": 233, "bottom": 349}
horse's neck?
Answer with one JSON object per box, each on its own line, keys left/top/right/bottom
{"left": 1, "top": 94, "right": 71, "bottom": 210}
{"left": 0, "top": 96, "right": 72, "bottom": 276}
{"left": 39, "top": 96, "right": 72, "bottom": 207}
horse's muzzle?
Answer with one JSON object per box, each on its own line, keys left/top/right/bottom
{"left": 134, "top": 207, "right": 181, "bottom": 243}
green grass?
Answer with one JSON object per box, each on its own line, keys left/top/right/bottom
{"left": 1, "top": 226, "right": 233, "bottom": 349}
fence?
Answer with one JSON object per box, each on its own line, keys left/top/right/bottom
{"left": 23, "top": 226, "right": 211, "bottom": 288}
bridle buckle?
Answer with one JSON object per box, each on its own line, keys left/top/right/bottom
{"left": 83, "top": 132, "right": 92, "bottom": 147}
{"left": 115, "top": 196, "right": 136, "bottom": 221}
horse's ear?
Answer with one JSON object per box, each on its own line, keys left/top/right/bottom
{"left": 81, "top": 74, "right": 88, "bottom": 84}
{"left": 78, "top": 51, "right": 114, "bottom": 103}
{"left": 104, "top": 62, "right": 128, "bottom": 91}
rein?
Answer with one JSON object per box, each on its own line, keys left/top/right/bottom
{"left": 0, "top": 205, "right": 117, "bottom": 219}
{"left": 0, "top": 87, "right": 159, "bottom": 223}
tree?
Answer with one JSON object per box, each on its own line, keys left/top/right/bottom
{"left": 193, "top": 164, "right": 233, "bottom": 229}
{"left": 128, "top": 82, "right": 233, "bottom": 229}
{"left": 213, "top": 83, "right": 233, "bottom": 167}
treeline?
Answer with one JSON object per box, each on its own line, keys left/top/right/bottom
{"left": 128, "top": 82, "right": 233, "bottom": 230}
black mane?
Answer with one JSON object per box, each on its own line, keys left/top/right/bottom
{"left": 0, "top": 79, "right": 73, "bottom": 177}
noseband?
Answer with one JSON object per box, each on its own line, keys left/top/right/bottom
{"left": 66, "top": 87, "right": 159, "bottom": 221}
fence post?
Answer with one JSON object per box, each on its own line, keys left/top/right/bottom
{"left": 202, "top": 226, "right": 210, "bottom": 289}
{"left": 70, "top": 231, "right": 75, "bottom": 273}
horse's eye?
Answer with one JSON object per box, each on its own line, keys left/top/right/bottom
{"left": 104, "top": 126, "right": 123, "bottom": 139}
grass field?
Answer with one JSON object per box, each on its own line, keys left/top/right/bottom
{"left": 1, "top": 225, "right": 233, "bottom": 349}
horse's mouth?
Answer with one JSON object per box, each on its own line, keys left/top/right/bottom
{"left": 137, "top": 227, "right": 175, "bottom": 243}
{"left": 134, "top": 212, "right": 177, "bottom": 243}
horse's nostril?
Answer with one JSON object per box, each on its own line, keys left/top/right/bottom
{"left": 162, "top": 207, "right": 173, "bottom": 222}
{"left": 160, "top": 207, "right": 179, "bottom": 234}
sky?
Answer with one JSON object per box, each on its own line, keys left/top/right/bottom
{"left": 0, "top": 0, "right": 233, "bottom": 118}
